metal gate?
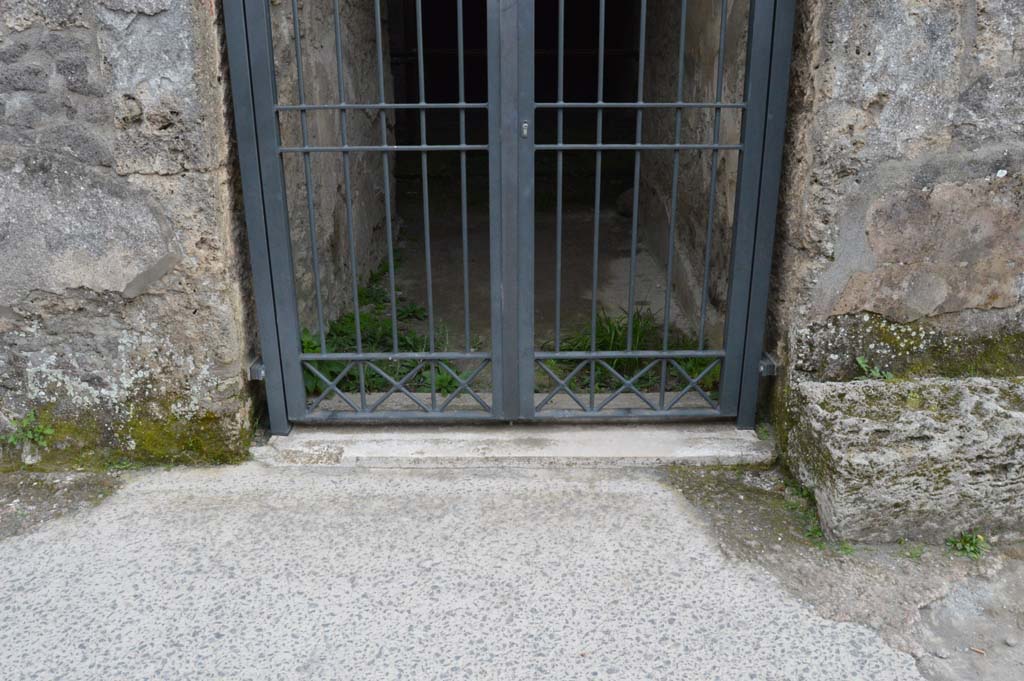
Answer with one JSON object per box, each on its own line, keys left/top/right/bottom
{"left": 225, "top": 0, "right": 795, "bottom": 434}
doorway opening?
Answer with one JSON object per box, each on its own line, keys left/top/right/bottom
{"left": 230, "top": 0, "right": 790, "bottom": 429}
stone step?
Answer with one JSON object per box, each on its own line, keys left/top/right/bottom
{"left": 251, "top": 423, "right": 773, "bottom": 468}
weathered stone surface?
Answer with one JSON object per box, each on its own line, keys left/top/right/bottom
{"left": 0, "top": 0, "right": 87, "bottom": 31}
{"left": 0, "top": 42, "right": 30, "bottom": 64}
{"left": 768, "top": 4, "right": 1024, "bottom": 558}
{"left": 786, "top": 378, "right": 1024, "bottom": 543}
{"left": 793, "top": 313, "right": 1024, "bottom": 381}
{"left": 0, "top": 62, "right": 49, "bottom": 93}
{"left": 98, "top": 5, "right": 225, "bottom": 175}
{"left": 833, "top": 175, "right": 1024, "bottom": 322}
{"left": 98, "top": 0, "right": 172, "bottom": 15}
{"left": 0, "top": 0, "right": 253, "bottom": 460}
{"left": 771, "top": 0, "right": 1024, "bottom": 382}
{"left": 270, "top": 0, "right": 394, "bottom": 328}
{"left": 0, "top": 148, "right": 180, "bottom": 300}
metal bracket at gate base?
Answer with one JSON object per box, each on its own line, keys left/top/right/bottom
{"left": 248, "top": 358, "right": 266, "bottom": 382}
{"left": 759, "top": 353, "right": 779, "bottom": 378}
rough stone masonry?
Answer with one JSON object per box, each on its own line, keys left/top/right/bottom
{"left": 774, "top": 0, "right": 1024, "bottom": 540}
{"left": 0, "top": 0, "right": 254, "bottom": 462}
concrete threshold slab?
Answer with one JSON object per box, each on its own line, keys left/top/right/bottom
{"left": 251, "top": 423, "right": 773, "bottom": 468}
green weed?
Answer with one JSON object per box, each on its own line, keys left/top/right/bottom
{"left": 301, "top": 266, "right": 473, "bottom": 398}
{"left": 855, "top": 356, "right": 894, "bottom": 380}
{"left": 946, "top": 531, "right": 990, "bottom": 560}
{"left": 397, "top": 302, "right": 427, "bottom": 321}
{"left": 783, "top": 480, "right": 852, "bottom": 555}
{"left": 548, "top": 306, "right": 720, "bottom": 394}
{"left": 2, "top": 411, "right": 55, "bottom": 449}
{"left": 897, "top": 538, "right": 926, "bottom": 561}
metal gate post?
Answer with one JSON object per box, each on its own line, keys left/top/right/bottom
{"left": 239, "top": 0, "right": 308, "bottom": 424}
{"left": 486, "top": 0, "right": 506, "bottom": 418}
{"left": 224, "top": 0, "right": 290, "bottom": 434}
{"left": 718, "top": 0, "right": 781, "bottom": 419}
{"left": 735, "top": 0, "right": 796, "bottom": 428}
{"left": 489, "top": 0, "right": 534, "bottom": 419}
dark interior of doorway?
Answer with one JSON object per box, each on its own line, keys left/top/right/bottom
{"left": 386, "top": 0, "right": 663, "bottom": 349}
{"left": 383, "top": 1, "right": 731, "bottom": 405}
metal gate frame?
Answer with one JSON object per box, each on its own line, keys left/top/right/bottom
{"left": 224, "top": 0, "right": 795, "bottom": 435}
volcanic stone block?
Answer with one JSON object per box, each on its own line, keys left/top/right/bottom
{"left": 786, "top": 378, "right": 1024, "bottom": 543}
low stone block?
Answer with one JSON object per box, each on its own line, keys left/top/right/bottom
{"left": 786, "top": 378, "right": 1024, "bottom": 543}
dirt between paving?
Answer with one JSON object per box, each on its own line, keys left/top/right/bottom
{"left": 666, "top": 464, "right": 1024, "bottom": 681}
{"left": 0, "top": 471, "right": 121, "bottom": 541}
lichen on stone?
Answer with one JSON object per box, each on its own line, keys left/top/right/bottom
{"left": 781, "top": 377, "right": 1024, "bottom": 543}
{"left": 793, "top": 312, "right": 1024, "bottom": 382}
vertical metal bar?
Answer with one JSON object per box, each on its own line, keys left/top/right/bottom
{"left": 659, "top": 0, "right": 689, "bottom": 411}
{"left": 625, "top": 0, "right": 648, "bottom": 351}
{"left": 457, "top": 0, "right": 472, "bottom": 352}
{"left": 332, "top": 0, "right": 366, "bottom": 410}
{"left": 486, "top": 0, "right": 509, "bottom": 416}
{"left": 414, "top": 0, "right": 437, "bottom": 408}
{"left": 697, "top": 0, "right": 730, "bottom": 350}
{"left": 372, "top": 0, "right": 400, "bottom": 354}
{"left": 243, "top": 0, "right": 307, "bottom": 420}
{"left": 736, "top": 0, "right": 797, "bottom": 427}
{"left": 290, "top": 0, "right": 327, "bottom": 353}
{"left": 718, "top": 0, "right": 776, "bottom": 415}
{"left": 554, "top": 0, "right": 565, "bottom": 352}
{"left": 516, "top": 0, "right": 536, "bottom": 416}
{"left": 224, "top": 0, "right": 289, "bottom": 434}
{"left": 588, "top": 0, "right": 607, "bottom": 410}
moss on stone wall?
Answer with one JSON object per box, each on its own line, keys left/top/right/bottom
{"left": 0, "top": 400, "right": 251, "bottom": 473}
{"left": 768, "top": 320, "right": 1014, "bottom": 484}
{"left": 793, "top": 313, "right": 1024, "bottom": 382}
{"left": 901, "top": 332, "right": 1024, "bottom": 379}
{"left": 770, "top": 375, "right": 793, "bottom": 455}
{"left": 771, "top": 314, "right": 1024, "bottom": 501}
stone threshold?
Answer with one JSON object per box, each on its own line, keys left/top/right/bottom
{"left": 251, "top": 423, "right": 773, "bottom": 468}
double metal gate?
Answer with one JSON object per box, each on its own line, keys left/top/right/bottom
{"left": 225, "top": 0, "right": 795, "bottom": 434}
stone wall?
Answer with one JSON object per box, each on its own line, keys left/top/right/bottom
{"left": 772, "top": 0, "right": 1024, "bottom": 384}
{"left": 773, "top": 0, "right": 1024, "bottom": 539}
{"left": 270, "top": 0, "right": 395, "bottom": 331}
{"left": 0, "top": 0, "right": 253, "bottom": 463}
{"left": 640, "top": 0, "right": 748, "bottom": 344}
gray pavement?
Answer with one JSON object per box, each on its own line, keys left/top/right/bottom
{"left": 0, "top": 463, "right": 922, "bottom": 680}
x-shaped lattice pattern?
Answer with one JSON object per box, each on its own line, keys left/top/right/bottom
{"left": 535, "top": 357, "right": 720, "bottom": 412}
{"left": 303, "top": 359, "right": 491, "bottom": 413}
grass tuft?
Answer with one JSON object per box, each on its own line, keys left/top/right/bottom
{"left": 547, "top": 306, "right": 721, "bottom": 394}
{"left": 945, "top": 531, "right": 990, "bottom": 560}
{"left": 301, "top": 267, "right": 474, "bottom": 397}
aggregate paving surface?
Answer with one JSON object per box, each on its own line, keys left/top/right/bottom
{"left": 667, "top": 464, "right": 1024, "bottom": 681}
{"left": 0, "top": 463, "right": 926, "bottom": 680}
